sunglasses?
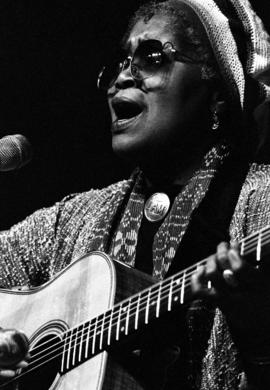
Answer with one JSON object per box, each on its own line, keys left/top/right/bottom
{"left": 97, "top": 39, "right": 197, "bottom": 91}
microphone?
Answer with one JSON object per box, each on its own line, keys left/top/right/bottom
{"left": 0, "top": 134, "right": 32, "bottom": 172}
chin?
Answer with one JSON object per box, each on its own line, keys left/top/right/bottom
{"left": 112, "top": 139, "right": 137, "bottom": 161}
{"left": 112, "top": 135, "right": 148, "bottom": 164}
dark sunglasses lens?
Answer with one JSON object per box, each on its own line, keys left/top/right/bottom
{"left": 132, "top": 40, "right": 164, "bottom": 78}
{"left": 98, "top": 60, "right": 121, "bottom": 90}
{"left": 98, "top": 40, "right": 165, "bottom": 89}
{"left": 98, "top": 46, "right": 127, "bottom": 90}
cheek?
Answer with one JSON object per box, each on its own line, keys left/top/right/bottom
{"left": 145, "top": 71, "right": 209, "bottom": 125}
{"left": 143, "top": 71, "right": 172, "bottom": 91}
{"left": 145, "top": 83, "right": 212, "bottom": 150}
{"left": 169, "top": 65, "right": 211, "bottom": 113}
{"left": 171, "top": 79, "right": 212, "bottom": 128}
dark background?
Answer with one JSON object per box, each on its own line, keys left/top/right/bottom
{"left": 0, "top": 0, "right": 269, "bottom": 229}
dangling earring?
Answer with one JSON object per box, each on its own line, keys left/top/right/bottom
{"left": 212, "top": 110, "right": 220, "bottom": 130}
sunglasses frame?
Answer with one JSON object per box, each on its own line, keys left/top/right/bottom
{"left": 97, "top": 39, "right": 198, "bottom": 90}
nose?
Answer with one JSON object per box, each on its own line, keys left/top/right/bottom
{"left": 114, "top": 61, "right": 136, "bottom": 90}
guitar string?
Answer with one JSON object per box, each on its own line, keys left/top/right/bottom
{"left": 26, "top": 258, "right": 206, "bottom": 355}
{"left": 5, "top": 230, "right": 269, "bottom": 388}
{"left": 0, "top": 303, "right": 240, "bottom": 390}
{"left": 26, "top": 275, "right": 193, "bottom": 362}
{"left": 23, "top": 230, "right": 268, "bottom": 367}
{"left": 228, "top": 226, "right": 270, "bottom": 253}
{"left": 5, "top": 231, "right": 268, "bottom": 385}
{"left": 3, "top": 251, "right": 260, "bottom": 388}
{"left": 17, "top": 241, "right": 266, "bottom": 386}
{"left": 2, "top": 277, "right": 199, "bottom": 386}
{"left": 26, "top": 227, "right": 269, "bottom": 359}
{"left": 240, "top": 228, "right": 270, "bottom": 251}
{"left": 3, "top": 273, "right": 265, "bottom": 385}
{"left": 12, "top": 232, "right": 268, "bottom": 382}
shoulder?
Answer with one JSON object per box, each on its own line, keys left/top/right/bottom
{"left": 59, "top": 178, "right": 132, "bottom": 210}
{"left": 52, "top": 178, "right": 133, "bottom": 226}
{"left": 240, "top": 162, "right": 270, "bottom": 204}
{"left": 233, "top": 162, "right": 270, "bottom": 208}
{"left": 230, "top": 163, "right": 270, "bottom": 239}
{"left": 3, "top": 177, "right": 133, "bottom": 236}
{"left": 244, "top": 163, "right": 270, "bottom": 187}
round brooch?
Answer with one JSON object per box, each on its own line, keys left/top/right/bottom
{"left": 144, "top": 192, "right": 170, "bottom": 222}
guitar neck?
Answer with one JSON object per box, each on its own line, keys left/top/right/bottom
{"left": 60, "top": 224, "right": 270, "bottom": 372}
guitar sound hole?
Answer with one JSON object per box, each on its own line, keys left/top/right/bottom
{"left": 18, "top": 334, "right": 62, "bottom": 390}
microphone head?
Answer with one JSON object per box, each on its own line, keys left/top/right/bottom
{"left": 0, "top": 134, "right": 32, "bottom": 172}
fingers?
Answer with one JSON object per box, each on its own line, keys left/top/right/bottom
{"left": 0, "top": 329, "right": 29, "bottom": 367}
{"left": 15, "top": 359, "right": 29, "bottom": 369}
{"left": 222, "top": 269, "right": 238, "bottom": 288}
{"left": 0, "top": 359, "right": 29, "bottom": 380}
{"left": 191, "top": 263, "right": 218, "bottom": 299}
{"left": 216, "top": 241, "right": 230, "bottom": 269}
{"left": 0, "top": 368, "right": 17, "bottom": 378}
{"left": 191, "top": 240, "right": 249, "bottom": 299}
{"left": 12, "top": 330, "right": 29, "bottom": 356}
{"left": 0, "top": 329, "right": 30, "bottom": 382}
{"left": 217, "top": 241, "right": 241, "bottom": 288}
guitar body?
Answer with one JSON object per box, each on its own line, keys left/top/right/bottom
{"left": 0, "top": 252, "right": 154, "bottom": 390}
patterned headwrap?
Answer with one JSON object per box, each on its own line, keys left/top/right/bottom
{"left": 177, "top": 0, "right": 270, "bottom": 110}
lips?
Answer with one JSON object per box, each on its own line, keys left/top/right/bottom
{"left": 111, "top": 97, "right": 144, "bottom": 124}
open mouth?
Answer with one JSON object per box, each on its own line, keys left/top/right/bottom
{"left": 112, "top": 99, "right": 144, "bottom": 121}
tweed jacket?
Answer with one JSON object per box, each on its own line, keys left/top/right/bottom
{"left": 0, "top": 162, "right": 270, "bottom": 389}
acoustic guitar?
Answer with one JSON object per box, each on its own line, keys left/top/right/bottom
{"left": 0, "top": 225, "right": 268, "bottom": 389}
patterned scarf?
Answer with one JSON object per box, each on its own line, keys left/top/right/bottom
{"left": 108, "top": 143, "right": 230, "bottom": 280}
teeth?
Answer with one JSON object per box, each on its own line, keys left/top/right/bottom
{"left": 112, "top": 112, "right": 142, "bottom": 130}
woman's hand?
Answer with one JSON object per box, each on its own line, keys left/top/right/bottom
{"left": 191, "top": 241, "right": 270, "bottom": 356}
{"left": 0, "top": 328, "right": 29, "bottom": 380}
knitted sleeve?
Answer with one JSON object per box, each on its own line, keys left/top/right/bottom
{"left": 0, "top": 202, "right": 61, "bottom": 288}
{"left": 0, "top": 186, "right": 117, "bottom": 289}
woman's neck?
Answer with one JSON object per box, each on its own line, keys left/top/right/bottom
{"left": 140, "top": 142, "right": 215, "bottom": 189}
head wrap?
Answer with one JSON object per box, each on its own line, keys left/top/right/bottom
{"left": 176, "top": 0, "right": 270, "bottom": 111}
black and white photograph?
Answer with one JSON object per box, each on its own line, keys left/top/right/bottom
{"left": 0, "top": 0, "right": 270, "bottom": 389}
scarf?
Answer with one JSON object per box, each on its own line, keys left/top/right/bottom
{"left": 108, "top": 143, "right": 230, "bottom": 280}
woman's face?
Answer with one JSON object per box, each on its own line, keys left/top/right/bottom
{"left": 107, "top": 15, "right": 216, "bottom": 163}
